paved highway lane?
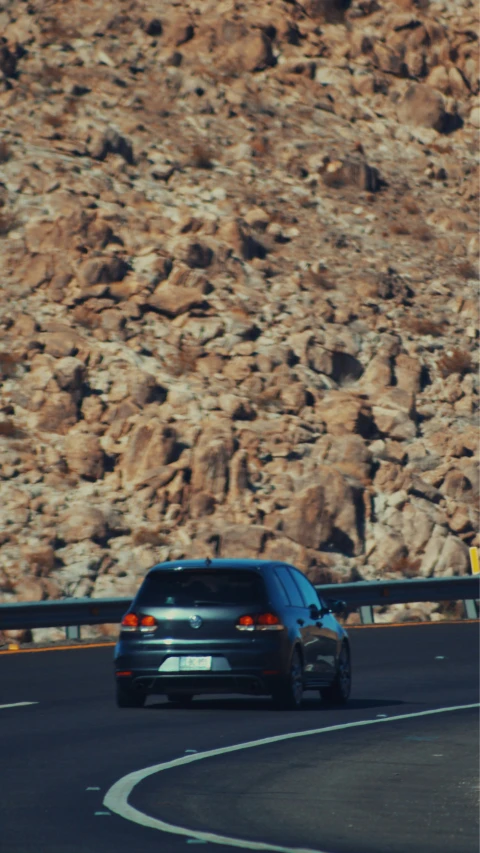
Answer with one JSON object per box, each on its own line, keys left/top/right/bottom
{"left": 129, "top": 707, "right": 478, "bottom": 853}
{"left": 0, "top": 622, "right": 478, "bottom": 853}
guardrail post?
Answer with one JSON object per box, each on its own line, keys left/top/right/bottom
{"left": 359, "top": 605, "right": 374, "bottom": 625}
{"left": 66, "top": 625, "right": 80, "bottom": 640}
{"left": 463, "top": 599, "right": 478, "bottom": 619}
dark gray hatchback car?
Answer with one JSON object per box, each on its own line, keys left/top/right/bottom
{"left": 114, "top": 559, "right": 351, "bottom": 710}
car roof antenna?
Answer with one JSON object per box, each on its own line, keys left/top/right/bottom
{"left": 205, "top": 557, "right": 212, "bottom": 567}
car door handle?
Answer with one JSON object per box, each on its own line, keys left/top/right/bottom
{"left": 297, "top": 619, "right": 305, "bottom": 626}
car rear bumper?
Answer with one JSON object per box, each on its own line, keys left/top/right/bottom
{"left": 114, "top": 639, "right": 285, "bottom": 696}
{"left": 120, "top": 672, "right": 275, "bottom": 696}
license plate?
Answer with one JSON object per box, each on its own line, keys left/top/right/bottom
{"left": 179, "top": 656, "right": 212, "bottom": 671}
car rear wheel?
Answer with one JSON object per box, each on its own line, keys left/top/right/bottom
{"left": 320, "top": 643, "right": 351, "bottom": 705}
{"left": 272, "top": 648, "right": 304, "bottom": 710}
{"left": 167, "top": 693, "right": 194, "bottom": 706}
{"left": 116, "top": 682, "right": 146, "bottom": 708}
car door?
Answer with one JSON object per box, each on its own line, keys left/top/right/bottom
{"left": 272, "top": 565, "right": 319, "bottom": 677}
{"left": 288, "top": 568, "right": 337, "bottom": 680}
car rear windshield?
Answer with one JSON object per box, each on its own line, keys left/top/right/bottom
{"left": 135, "top": 569, "right": 266, "bottom": 608}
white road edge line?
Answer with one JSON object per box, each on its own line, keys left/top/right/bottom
{"left": 0, "top": 702, "right": 38, "bottom": 710}
{"left": 104, "top": 703, "right": 480, "bottom": 853}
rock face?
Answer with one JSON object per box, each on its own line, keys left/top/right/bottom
{"left": 0, "top": 0, "right": 478, "bottom": 641}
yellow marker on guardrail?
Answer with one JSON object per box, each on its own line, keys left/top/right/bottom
{"left": 470, "top": 547, "right": 479, "bottom": 575}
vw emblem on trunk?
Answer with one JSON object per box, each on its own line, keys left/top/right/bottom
{"left": 189, "top": 614, "right": 203, "bottom": 630}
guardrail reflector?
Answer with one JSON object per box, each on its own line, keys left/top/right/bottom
{"left": 469, "top": 547, "right": 479, "bottom": 575}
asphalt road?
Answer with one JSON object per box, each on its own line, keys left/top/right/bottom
{"left": 0, "top": 622, "right": 478, "bottom": 853}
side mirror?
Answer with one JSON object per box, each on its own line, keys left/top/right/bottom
{"left": 328, "top": 599, "right": 347, "bottom": 617}
{"left": 309, "top": 604, "right": 321, "bottom": 619}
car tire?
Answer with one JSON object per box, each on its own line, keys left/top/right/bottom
{"left": 116, "top": 682, "right": 146, "bottom": 708}
{"left": 272, "top": 648, "right": 304, "bottom": 710}
{"left": 167, "top": 693, "right": 194, "bottom": 706}
{"left": 320, "top": 643, "right": 351, "bottom": 705}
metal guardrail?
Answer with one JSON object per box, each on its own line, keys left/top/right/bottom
{"left": 0, "top": 597, "right": 132, "bottom": 639}
{"left": 315, "top": 576, "right": 480, "bottom": 623}
{"left": 0, "top": 576, "right": 478, "bottom": 639}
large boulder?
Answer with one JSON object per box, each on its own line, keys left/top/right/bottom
{"left": 317, "top": 392, "right": 374, "bottom": 437}
{"left": 369, "top": 523, "right": 407, "bottom": 569}
{"left": 191, "top": 424, "right": 235, "bottom": 502}
{"left": 397, "top": 84, "right": 447, "bottom": 132}
{"left": 371, "top": 389, "right": 417, "bottom": 441}
{"left": 219, "top": 524, "right": 271, "bottom": 558}
{"left": 53, "top": 357, "right": 86, "bottom": 398}
{"left": 263, "top": 536, "right": 307, "bottom": 567}
{"left": 401, "top": 501, "right": 435, "bottom": 553}
{"left": 64, "top": 433, "right": 105, "bottom": 480}
{"left": 313, "top": 434, "right": 372, "bottom": 483}
{"left": 277, "top": 485, "right": 332, "bottom": 551}
{"left": 434, "top": 536, "right": 470, "bottom": 577}
{"left": 228, "top": 450, "right": 250, "bottom": 503}
{"left": 273, "top": 465, "right": 364, "bottom": 556}
{"left": 37, "top": 391, "right": 78, "bottom": 434}
{"left": 148, "top": 283, "right": 207, "bottom": 317}
{"left": 222, "top": 32, "right": 275, "bottom": 73}
{"left": 121, "top": 422, "right": 178, "bottom": 487}
{"left": 88, "top": 128, "right": 134, "bottom": 164}
{"left": 59, "top": 507, "right": 107, "bottom": 543}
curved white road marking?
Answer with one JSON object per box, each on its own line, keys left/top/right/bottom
{"left": 0, "top": 701, "right": 38, "bottom": 710}
{"left": 104, "top": 703, "right": 480, "bottom": 853}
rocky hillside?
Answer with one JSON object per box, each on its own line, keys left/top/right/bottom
{"left": 0, "top": 0, "right": 478, "bottom": 639}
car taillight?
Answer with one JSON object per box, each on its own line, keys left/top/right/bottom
{"left": 121, "top": 613, "right": 139, "bottom": 631}
{"left": 257, "top": 612, "right": 280, "bottom": 627}
{"left": 121, "top": 613, "right": 157, "bottom": 633}
{"left": 237, "top": 614, "right": 255, "bottom": 631}
{"left": 139, "top": 615, "right": 157, "bottom": 631}
{"left": 236, "top": 613, "right": 283, "bottom": 632}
